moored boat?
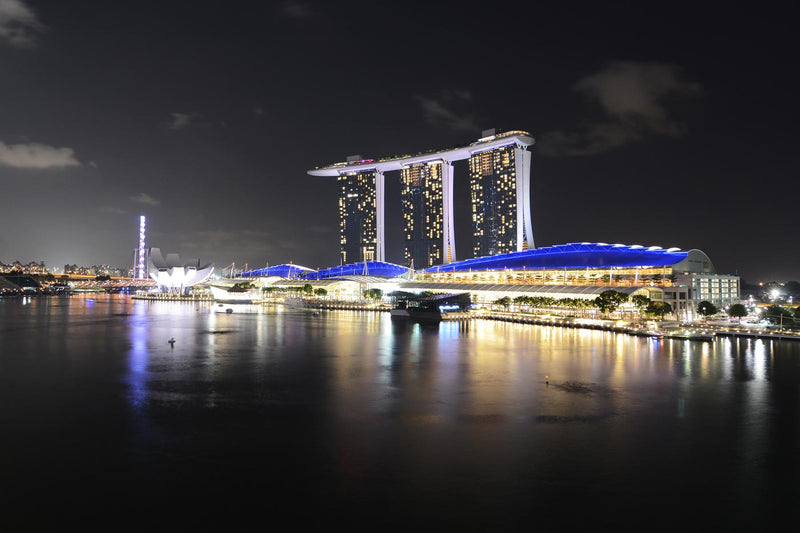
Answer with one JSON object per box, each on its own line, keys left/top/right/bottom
{"left": 391, "top": 292, "right": 472, "bottom": 323}
{"left": 209, "top": 284, "right": 262, "bottom": 304}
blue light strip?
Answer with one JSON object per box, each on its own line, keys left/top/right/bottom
{"left": 419, "top": 243, "right": 688, "bottom": 273}
{"left": 304, "top": 260, "right": 410, "bottom": 280}
{"left": 239, "top": 263, "right": 313, "bottom": 279}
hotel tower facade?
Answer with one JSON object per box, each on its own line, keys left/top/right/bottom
{"left": 469, "top": 142, "right": 533, "bottom": 257}
{"left": 400, "top": 162, "right": 444, "bottom": 269}
{"left": 338, "top": 168, "right": 378, "bottom": 265}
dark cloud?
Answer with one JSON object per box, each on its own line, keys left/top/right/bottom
{"left": 280, "top": 1, "right": 312, "bottom": 18}
{"left": 130, "top": 193, "right": 160, "bottom": 206}
{"left": 416, "top": 90, "right": 479, "bottom": 133}
{"left": 539, "top": 61, "right": 701, "bottom": 156}
{"left": 0, "top": 0, "right": 44, "bottom": 48}
{"left": 167, "top": 112, "right": 203, "bottom": 131}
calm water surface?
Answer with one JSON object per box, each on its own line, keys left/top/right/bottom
{"left": 1, "top": 294, "right": 798, "bottom": 530}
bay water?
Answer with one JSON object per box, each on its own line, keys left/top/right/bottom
{"left": 1, "top": 294, "right": 798, "bottom": 530}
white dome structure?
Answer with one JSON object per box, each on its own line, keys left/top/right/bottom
{"left": 148, "top": 248, "right": 214, "bottom": 294}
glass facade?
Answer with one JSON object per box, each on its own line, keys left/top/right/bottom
{"left": 400, "top": 162, "right": 443, "bottom": 269}
{"left": 678, "top": 273, "right": 741, "bottom": 308}
{"left": 338, "top": 171, "right": 377, "bottom": 265}
{"left": 469, "top": 146, "right": 518, "bottom": 257}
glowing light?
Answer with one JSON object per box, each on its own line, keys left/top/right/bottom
{"left": 137, "top": 215, "right": 146, "bottom": 279}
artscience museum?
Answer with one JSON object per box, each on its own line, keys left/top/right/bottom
{"left": 148, "top": 248, "right": 214, "bottom": 294}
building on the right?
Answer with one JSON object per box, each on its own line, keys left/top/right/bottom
{"left": 468, "top": 129, "right": 534, "bottom": 258}
{"left": 669, "top": 249, "right": 741, "bottom": 310}
{"left": 415, "top": 243, "right": 740, "bottom": 322}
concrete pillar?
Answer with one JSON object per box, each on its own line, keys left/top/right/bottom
{"left": 442, "top": 160, "right": 457, "bottom": 263}
{"left": 375, "top": 169, "right": 385, "bottom": 262}
{"left": 514, "top": 146, "right": 534, "bottom": 251}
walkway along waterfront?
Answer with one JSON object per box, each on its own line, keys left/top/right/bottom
{"left": 280, "top": 297, "right": 800, "bottom": 342}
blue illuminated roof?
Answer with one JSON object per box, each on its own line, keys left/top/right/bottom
{"left": 240, "top": 263, "right": 314, "bottom": 279}
{"left": 420, "top": 243, "right": 689, "bottom": 273}
{"left": 303, "top": 260, "right": 411, "bottom": 280}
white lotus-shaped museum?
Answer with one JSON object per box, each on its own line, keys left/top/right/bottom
{"left": 148, "top": 248, "right": 214, "bottom": 294}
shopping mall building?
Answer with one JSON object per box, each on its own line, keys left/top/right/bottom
{"left": 241, "top": 242, "right": 740, "bottom": 322}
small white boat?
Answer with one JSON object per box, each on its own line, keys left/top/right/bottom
{"left": 209, "top": 285, "right": 262, "bottom": 304}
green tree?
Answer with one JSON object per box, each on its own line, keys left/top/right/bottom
{"left": 419, "top": 290, "right": 442, "bottom": 297}
{"left": 229, "top": 281, "right": 256, "bottom": 292}
{"left": 494, "top": 296, "right": 511, "bottom": 308}
{"left": 784, "top": 281, "right": 800, "bottom": 299}
{"left": 727, "top": 303, "right": 748, "bottom": 320}
{"left": 762, "top": 305, "right": 793, "bottom": 327}
{"left": 631, "top": 294, "right": 651, "bottom": 312}
{"left": 363, "top": 288, "right": 383, "bottom": 300}
{"left": 697, "top": 301, "right": 718, "bottom": 317}
{"left": 302, "top": 283, "right": 313, "bottom": 296}
{"left": 646, "top": 301, "right": 672, "bottom": 319}
{"left": 314, "top": 288, "right": 327, "bottom": 297}
{"left": 513, "top": 295, "right": 529, "bottom": 307}
{"left": 594, "top": 290, "right": 628, "bottom": 315}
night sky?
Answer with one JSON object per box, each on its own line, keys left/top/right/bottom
{"left": 0, "top": 1, "right": 797, "bottom": 282}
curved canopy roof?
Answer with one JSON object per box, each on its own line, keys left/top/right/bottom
{"left": 420, "top": 243, "right": 688, "bottom": 273}
{"left": 303, "top": 260, "right": 411, "bottom": 280}
{"left": 670, "top": 249, "right": 715, "bottom": 274}
{"left": 239, "top": 263, "right": 314, "bottom": 279}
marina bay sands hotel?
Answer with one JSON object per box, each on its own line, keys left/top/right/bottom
{"left": 308, "top": 129, "right": 534, "bottom": 269}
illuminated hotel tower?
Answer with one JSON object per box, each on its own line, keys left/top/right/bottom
{"left": 400, "top": 162, "right": 444, "bottom": 269}
{"left": 469, "top": 138, "right": 534, "bottom": 257}
{"left": 338, "top": 167, "right": 379, "bottom": 264}
{"left": 309, "top": 130, "right": 532, "bottom": 267}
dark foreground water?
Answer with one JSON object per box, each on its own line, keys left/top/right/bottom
{"left": 1, "top": 295, "right": 798, "bottom": 531}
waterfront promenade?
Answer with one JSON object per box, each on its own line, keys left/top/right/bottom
{"left": 482, "top": 311, "right": 800, "bottom": 342}
{"left": 296, "top": 297, "right": 800, "bottom": 342}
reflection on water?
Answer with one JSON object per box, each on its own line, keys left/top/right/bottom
{"left": 0, "top": 294, "right": 798, "bottom": 529}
